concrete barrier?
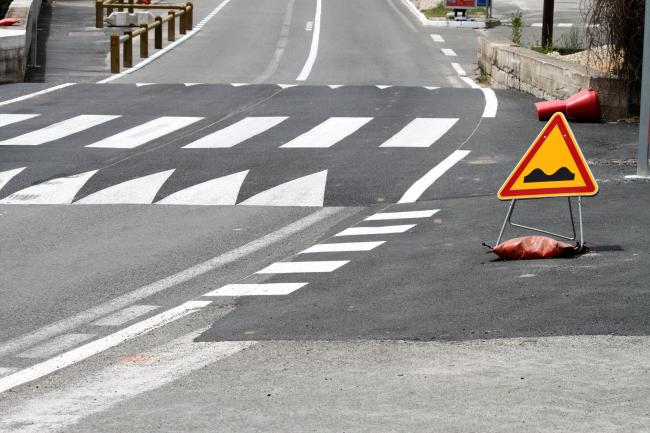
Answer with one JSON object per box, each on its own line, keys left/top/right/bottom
{"left": 0, "top": 0, "right": 42, "bottom": 82}
{"left": 478, "top": 36, "right": 631, "bottom": 120}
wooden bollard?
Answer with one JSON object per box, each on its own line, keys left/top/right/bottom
{"left": 139, "top": 24, "right": 148, "bottom": 58}
{"left": 154, "top": 17, "right": 163, "bottom": 49}
{"left": 168, "top": 11, "right": 175, "bottom": 41}
{"left": 186, "top": 3, "right": 193, "bottom": 30}
{"left": 96, "top": 0, "right": 103, "bottom": 28}
{"left": 124, "top": 31, "right": 133, "bottom": 67}
{"left": 117, "top": 0, "right": 123, "bottom": 12}
{"left": 128, "top": 0, "right": 134, "bottom": 13}
{"left": 110, "top": 33, "right": 120, "bottom": 73}
{"left": 179, "top": 10, "right": 186, "bottom": 35}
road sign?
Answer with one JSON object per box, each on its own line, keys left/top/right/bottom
{"left": 498, "top": 112, "right": 598, "bottom": 200}
{"left": 444, "top": 0, "right": 477, "bottom": 9}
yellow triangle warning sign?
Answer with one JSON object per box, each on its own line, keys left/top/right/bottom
{"left": 498, "top": 112, "right": 599, "bottom": 200}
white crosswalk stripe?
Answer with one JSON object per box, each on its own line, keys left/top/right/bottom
{"left": 183, "top": 117, "right": 288, "bottom": 149}
{"left": 86, "top": 117, "right": 202, "bottom": 149}
{"left": 18, "top": 333, "right": 96, "bottom": 359}
{"left": 0, "top": 114, "right": 39, "bottom": 128}
{"left": 157, "top": 170, "right": 248, "bottom": 205}
{"left": 0, "top": 170, "right": 97, "bottom": 204}
{"left": 280, "top": 117, "right": 372, "bottom": 148}
{"left": 203, "top": 283, "right": 309, "bottom": 296}
{"left": 239, "top": 170, "right": 327, "bottom": 207}
{"left": 257, "top": 260, "right": 349, "bottom": 274}
{"left": 91, "top": 305, "right": 160, "bottom": 327}
{"left": 0, "top": 167, "right": 25, "bottom": 192}
{"left": 75, "top": 170, "right": 175, "bottom": 204}
{"left": 335, "top": 225, "right": 416, "bottom": 236}
{"left": 301, "top": 241, "right": 385, "bottom": 253}
{"left": 0, "top": 115, "right": 119, "bottom": 146}
{"left": 380, "top": 118, "right": 458, "bottom": 148}
{"left": 365, "top": 210, "right": 439, "bottom": 220}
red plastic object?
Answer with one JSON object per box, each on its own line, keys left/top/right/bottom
{"left": 0, "top": 18, "right": 19, "bottom": 26}
{"left": 489, "top": 236, "right": 578, "bottom": 260}
{"left": 535, "top": 88, "right": 601, "bottom": 122}
{"left": 566, "top": 88, "right": 601, "bottom": 122}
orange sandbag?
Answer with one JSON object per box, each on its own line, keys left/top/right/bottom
{"left": 488, "top": 236, "right": 579, "bottom": 260}
{"left": 0, "top": 18, "right": 19, "bottom": 26}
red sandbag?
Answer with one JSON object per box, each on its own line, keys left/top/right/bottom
{"left": 488, "top": 236, "right": 579, "bottom": 260}
{"left": 0, "top": 18, "right": 19, "bottom": 26}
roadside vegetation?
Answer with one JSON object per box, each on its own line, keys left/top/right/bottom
{"left": 421, "top": 1, "right": 485, "bottom": 18}
{"left": 1, "top": 0, "right": 12, "bottom": 18}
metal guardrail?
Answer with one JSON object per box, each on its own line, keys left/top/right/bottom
{"left": 95, "top": 0, "right": 193, "bottom": 73}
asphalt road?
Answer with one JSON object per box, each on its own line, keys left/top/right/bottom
{"left": 1, "top": 0, "right": 649, "bottom": 431}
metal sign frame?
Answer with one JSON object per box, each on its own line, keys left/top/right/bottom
{"left": 496, "top": 195, "right": 585, "bottom": 250}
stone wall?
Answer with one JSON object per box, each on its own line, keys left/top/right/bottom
{"left": 0, "top": 0, "right": 41, "bottom": 82}
{"left": 478, "top": 36, "right": 630, "bottom": 120}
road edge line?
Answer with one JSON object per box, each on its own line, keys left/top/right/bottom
{"left": 0, "top": 83, "right": 76, "bottom": 107}
{"left": 295, "top": 0, "right": 322, "bottom": 81}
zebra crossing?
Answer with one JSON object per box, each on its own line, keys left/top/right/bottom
{"left": 0, "top": 113, "right": 460, "bottom": 150}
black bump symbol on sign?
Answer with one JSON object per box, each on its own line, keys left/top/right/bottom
{"left": 524, "top": 167, "right": 575, "bottom": 183}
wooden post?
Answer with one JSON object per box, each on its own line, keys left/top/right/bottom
{"left": 154, "top": 17, "right": 163, "bottom": 49}
{"left": 117, "top": 0, "right": 123, "bottom": 12}
{"left": 179, "top": 10, "right": 186, "bottom": 35}
{"left": 110, "top": 33, "right": 120, "bottom": 73}
{"left": 139, "top": 24, "right": 149, "bottom": 58}
{"left": 128, "top": 0, "right": 134, "bottom": 13}
{"left": 124, "top": 31, "right": 133, "bottom": 67}
{"left": 186, "top": 3, "right": 193, "bottom": 30}
{"left": 168, "top": 11, "right": 175, "bottom": 41}
{"left": 96, "top": 0, "right": 103, "bottom": 28}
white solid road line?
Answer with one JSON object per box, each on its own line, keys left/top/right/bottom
{"left": 203, "top": 283, "right": 309, "bottom": 296}
{"left": 280, "top": 117, "right": 372, "bottom": 148}
{"left": 0, "top": 331, "right": 253, "bottom": 433}
{"left": 183, "top": 117, "right": 288, "bottom": 149}
{"left": 0, "top": 113, "right": 39, "bottom": 128}
{"left": 97, "top": 0, "right": 233, "bottom": 83}
{"left": 18, "top": 333, "right": 96, "bottom": 359}
{"left": 0, "top": 170, "right": 98, "bottom": 204}
{"left": 296, "top": 0, "right": 321, "bottom": 80}
{"left": 430, "top": 34, "right": 444, "bottom": 42}
{"left": 0, "top": 115, "right": 120, "bottom": 146}
{"left": 157, "top": 170, "right": 249, "bottom": 205}
{"left": 365, "top": 209, "right": 439, "bottom": 220}
{"left": 335, "top": 225, "right": 416, "bottom": 236}
{"left": 481, "top": 88, "right": 498, "bottom": 118}
{"left": 86, "top": 117, "right": 202, "bottom": 149}
{"left": 257, "top": 260, "right": 349, "bottom": 274}
{"left": 75, "top": 170, "right": 175, "bottom": 204}
{"left": 451, "top": 62, "right": 467, "bottom": 76}
{"left": 398, "top": 150, "right": 470, "bottom": 203}
{"left": 91, "top": 305, "right": 160, "bottom": 327}
{"left": 0, "top": 208, "right": 344, "bottom": 358}
{"left": 0, "top": 167, "right": 25, "bottom": 192}
{"left": 0, "top": 83, "right": 76, "bottom": 107}
{"left": 239, "top": 170, "right": 328, "bottom": 207}
{"left": 441, "top": 48, "right": 457, "bottom": 57}
{"left": 380, "top": 118, "right": 458, "bottom": 148}
{"left": 0, "top": 301, "right": 211, "bottom": 394}
{"left": 301, "top": 241, "right": 385, "bottom": 253}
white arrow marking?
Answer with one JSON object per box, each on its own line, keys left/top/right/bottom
{"left": 0, "top": 115, "right": 119, "bottom": 146}
{"left": 0, "top": 167, "right": 26, "bottom": 192}
{"left": 281, "top": 117, "right": 372, "bottom": 148}
{"left": 0, "top": 114, "right": 39, "bottom": 128}
{"left": 157, "top": 170, "right": 248, "bottom": 205}
{"left": 75, "top": 170, "right": 174, "bottom": 204}
{"left": 380, "top": 118, "right": 459, "bottom": 148}
{"left": 86, "top": 117, "right": 202, "bottom": 149}
{"left": 238, "top": 170, "right": 327, "bottom": 207}
{"left": 0, "top": 170, "right": 98, "bottom": 204}
{"left": 183, "top": 117, "right": 287, "bottom": 149}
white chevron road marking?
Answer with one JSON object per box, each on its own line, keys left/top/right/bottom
{"left": 280, "top": 117, "right": 372, "bottom": 148}
{"left": 380, "top": 118, "right": 458, "bottom": 148}
{"left": 0, "top": 114, "right": 40, "bottom": 128}
{"left": 239, "top": 170, "right": 327, "bottom": 207}
{"left": 75, "top": 170, "right": 175, "bottom": 204}
{"left": 157, "top": 170, "right": 248, "bottom": 205}
{"left": 0, "top": 167, "right": 26, "bottom": 192}
{"left": 0, "top": 115, "right": 119, "bottom": 146}
{"left": 86, "top": 117, "right": 202, "bottom": 149}
{"left": 183, "top": 117, "right": 288, "bottom": 149}
{"left": 0, "top": 170, "right": 98, "bottom": 204}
